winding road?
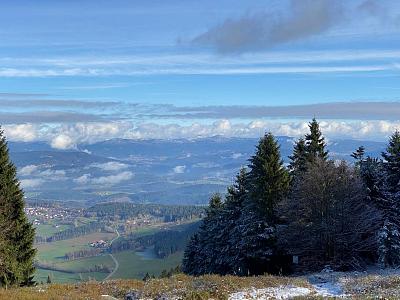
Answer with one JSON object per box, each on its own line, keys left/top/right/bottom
{"left": 103, "top": 229, "right": 120, "bottom": 281}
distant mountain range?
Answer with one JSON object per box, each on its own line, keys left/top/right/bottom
{"left": 10, "top": 136, "right": 386, "bottom": 206}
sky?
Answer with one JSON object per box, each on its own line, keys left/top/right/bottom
{"left": 1, "top": 0, "right": 400, "bottom": 148}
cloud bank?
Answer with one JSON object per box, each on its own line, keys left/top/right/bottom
{"left": 4, "top": 119, "right": 400, "bottom": 150}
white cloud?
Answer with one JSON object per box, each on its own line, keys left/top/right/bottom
{"left": 91, "top": 171, "right": 133, "bottom": 185}
{"left": 173, "top": 165, "right": 186, "bottom": 174}
{"left": 4, "top": 124, "right": 38, "bottom": 142}
{"left": 38, "top": 169, "right": 67, "bottom": 180}
{"left": 20, "top": 178, "right": 44, "bottom": 189}
{"left": 74, "top": 171, "right": 133, "bottom": 186}
{"left": 3, "top": 119, "right": 400, "bottom": 148}
{"left": 51, "top": 134, "right": 76, "bottom": 150}
{"left": 90, "top": 162, "right": 129, "bottom": 171}
{"left": 74, "top": 174, "right": 91, "bottom": 185}
{"left": 19, "top": 164, "right": 40, "bottom": 176}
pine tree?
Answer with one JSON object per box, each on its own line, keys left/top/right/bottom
{"left": 142, "top": 272, "right": 151, "bottom": 281}
{"left": 216, "top": 168, "right": 248, "bottom": 274}
{"left": 352, "top": 146, "right": 366, "bottom": 169}
{"left": 236, "top": 133, "right": 289, "bottom": 275}
{"left": 382, "top": 131, "right": 400, "bottom": 194}
{"left": 247, "top": 133, "right": 289, "bottom": 222}
{"left": 378, "top": 131, "right": 400, "bottom": 267}
{"left": 288, "top": 138, "right": 307, "bottom": 175}
{"left": 0, "top": 128, "right": 36, "bottom": 287}
{"left": 304, "top": 118, "right": 328, "bottom": 162}
{"left": 181, "top": 194, "right": 223, "bottom": 275}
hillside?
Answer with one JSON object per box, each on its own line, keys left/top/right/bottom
{"left": 4, "top": 270, "right": 400, "bottom": 299}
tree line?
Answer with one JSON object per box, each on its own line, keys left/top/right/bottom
{"left": 35, "top": 222, "right": 105, "bottom": 244}
{"left": 86, "top": 202, "right": 205, "bottom": 222}
{"left": 183, "top": 118, "right": 400, "bottom": 276}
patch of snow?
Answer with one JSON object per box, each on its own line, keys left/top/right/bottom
{"left": 229, "top": 286, "right": 311, "bottom": 300}
{"left": 312, "top": 281, "right": 345, "bottom": 297}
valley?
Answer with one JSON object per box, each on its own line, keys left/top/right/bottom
{"left": 28, "top": 202, "right": 203, "bottom": 283}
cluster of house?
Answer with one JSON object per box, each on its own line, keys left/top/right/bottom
{"left": 24, "top": 206, "right": 83, "bottom": 224}
{"left": 89, "top": 239, "right": 109, "bottom": 248}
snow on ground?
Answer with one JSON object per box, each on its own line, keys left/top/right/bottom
{"left": 308, "top": 273, "right": 347, "bottom": 298}
{"left": 228, "top": 286, "right": 311, "bottom": 300}
{"left": 310, "top": 280, "right": 346, "bottom": 297}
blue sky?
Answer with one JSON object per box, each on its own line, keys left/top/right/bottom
{"left": 1, "top": 0, "right": 400, "bottom": 147}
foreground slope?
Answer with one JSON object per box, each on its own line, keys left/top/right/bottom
{"left": 3, "top": 271, "right": 400, "bottom": 299}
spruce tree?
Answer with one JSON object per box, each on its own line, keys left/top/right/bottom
{"left": 382, "top": 131, "right": 400, "bottom": 194}
{"left": 304, "top": 118, "right": 328, "bottom": 162}
{"left": 379, "top": 131, "right": 400, "bottom": 267}
{"left": 288, "top": 138, "right": 307, "bottom": 175}
{"left": 247, "top": 133, "right": 289, "bottom": 221}
{"left": 182, "top": 194, "right": 223, "bottom": 275}
{"left": 0, "top": 128, "right": 36, "bottom": 286}
{"left": 236, "top": 133, "right": 289, "bottom": 275}
{"left": 216, "top": 168, "right": 248, "bottom": 274}
{"left": 352, "top": 146, "right": 366, "bottom": 169}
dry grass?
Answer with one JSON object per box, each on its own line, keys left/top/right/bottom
{"left": 0, "top": 274, "right": 311, "bottom": 300}
{"left": 342, "top": 273, "right": 400, "bottom": 299}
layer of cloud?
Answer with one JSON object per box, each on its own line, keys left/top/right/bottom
{"left": 192, "top": 0, "right": 342, "bottom": 53}
{"left": 74, "top": 171, "right": 133, "bottom": 186}
{"left": 19, "top": 164, "right": 40, "bottom": 176}
{"left": 20, "top": 178, "right": 45, "bottom": 189}
{"left": 4, "top": 119, "right": 400, "bottom": 147}
{"left": 90, "top": 162, "right": 129, "bottom": 172}
{"left": 0, "top": 111, "right": 108, "bottom": 124}
{"left": 155, "top": 102, "right": 400, "bottom": 121}
{"left": 0, "top": 99, "right": 119, "bottom": 108}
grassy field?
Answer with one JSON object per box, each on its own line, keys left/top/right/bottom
{"left": 35, "top": 224, "right": 72, "bottom": 237}
{"left": 111, "top": 251, "right": 183, "bottom": 280}
{"left": 36, "top": 232, "right": 115, "bottom": 262}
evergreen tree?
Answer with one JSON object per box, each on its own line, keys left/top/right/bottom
{"left": 182, "top": 233, "right": 200, "bottom": 275}
{"left": 382, "top": 131, "right": 400, "bottom": 194}
{"left": 0, "top": 128, "right": 36, "bottom": 287}
{"left": 215, "top": 168, "right": 248, "bottom": 274}
{"left": 181, "top": 194, "right": 223, "bottom": 275}
{"left": 351, "top": 146, "right": 366, "bottom": 169}
{"left": 378, "top": 131, "right": 400, "bottom": 267}
{"left": 142, "top": 272, "right": 150, "bottom": 281}
{"left": 288, "top": 138, "right": 307, "bottom": 175}
{"left": 304, "top": 118, "right": 328, "bottom": 162}
{"left": 236, "top": 133, "right": 289, "bottom": 275}
{"left": 46, "top": 274, "right": 52, "bottom": 284}
{"left": 247, "top": 133, "right": 289, "bottom": 221}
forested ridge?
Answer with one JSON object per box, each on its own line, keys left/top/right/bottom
{"left": 183, "top": 118, "right": 400, "bottom": 276}
{"left": 86, "top": 202, "right": 205, "bottom": 222}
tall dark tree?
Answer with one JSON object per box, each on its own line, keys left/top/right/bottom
{"left": 216, "top": 168, "right": 248, "bottom": 274}
{"left": 378, "top": 131, "right": 400, "bottom": 267}
{"left": 352, "top": 146, "right": 366, "bottom": 169}
{"left": 247, "top": 133, "right": 290, "bottom": 222}
{"left": 283, "top": 159, "right": 380, "bottom": 270}
{"left": 304, "top": 118, "right": 328, "bottom": 162}
{"left": 182, "top": 194, "right": 223, "bottom": 275}
{"left": 235, "top": 133, "right": 289, "bottom": 275}
{"left": 288, "top": 138, "right": 307, "bottom": 175}
{"left": 0, "top": 128, "right": 36, "bottom": 287}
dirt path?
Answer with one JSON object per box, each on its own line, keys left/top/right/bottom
{"left": 103, "top": 229, "right": 120, "bottom": 281}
